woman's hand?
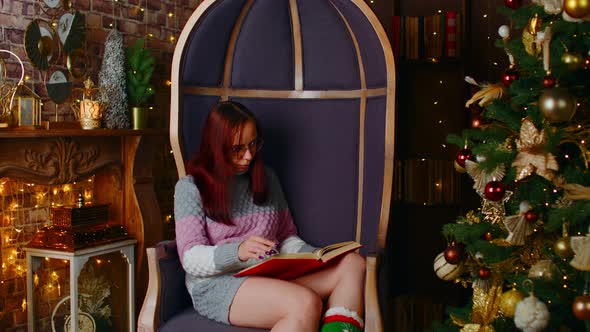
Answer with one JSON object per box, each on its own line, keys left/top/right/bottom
{"left": 238, "top": 236, "right": 277, "bottom": 261}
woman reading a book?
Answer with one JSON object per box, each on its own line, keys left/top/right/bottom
{"left": 174, "top": 101, "right": 366, "bottom": 332}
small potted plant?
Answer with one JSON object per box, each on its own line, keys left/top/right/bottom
{"left": 126, "top": 38, "right": 155, "bottom": 129}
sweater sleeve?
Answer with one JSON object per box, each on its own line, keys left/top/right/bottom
{"left": 266, "top": 168, "right": 317, "bottom": 254}
{"left": 174, "top": 176, "right": 242, "bottom": 277}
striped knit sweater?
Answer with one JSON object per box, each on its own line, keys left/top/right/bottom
{"left": 174, "top": 168, "right": 315, "bottom": 288}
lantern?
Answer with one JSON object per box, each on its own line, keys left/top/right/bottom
{"left": 15, "top": 83, "right": 42, "bottom": 128}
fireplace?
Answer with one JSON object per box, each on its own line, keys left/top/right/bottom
{"left": 0, "top": 129, "right": 163, "bottom": 331}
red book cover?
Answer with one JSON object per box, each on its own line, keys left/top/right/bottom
{"left": 233, "top": 241, "right": 362, "bottom": 280}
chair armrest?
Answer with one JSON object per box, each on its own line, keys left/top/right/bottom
{"left": 365, "top": 254, "right": 383, "bottom": 332}
{"left": 138, "top": 247, "right": 161, "bottom": 332}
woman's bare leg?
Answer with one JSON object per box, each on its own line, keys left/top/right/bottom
{"left": 229, "top": 276, "right": 323, "bottom": 332}
{"left": 292, "top": 252, "right": 366, "bottom": 315}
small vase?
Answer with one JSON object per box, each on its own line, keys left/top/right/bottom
{"left": 132, "top": 106, "right": 148, "bottom": 130}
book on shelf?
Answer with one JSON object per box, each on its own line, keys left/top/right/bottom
{"left": 233, "top": 241, "right": 362, "bottom": 280}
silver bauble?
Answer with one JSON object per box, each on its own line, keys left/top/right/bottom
{"left": 539, "top": 88, "right": 577, "bottom": 123}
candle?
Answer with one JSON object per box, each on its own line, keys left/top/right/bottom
{"left": 80, "top": 99, "right": 100, "bottom": 119}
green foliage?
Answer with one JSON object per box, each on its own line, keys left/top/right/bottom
{"left": 436, "top": 2, "right": 590, "bottom": 331}
{"left": 126, "top": 38, "right": 156, "bottom": 107}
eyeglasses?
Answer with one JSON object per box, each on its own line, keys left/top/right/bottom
{"left": 231, "top": 137, "right": 264, "bottom": 157}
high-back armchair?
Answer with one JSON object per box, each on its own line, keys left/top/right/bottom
{"left": 138, "top": 0, "right": 396, "bottom": 331}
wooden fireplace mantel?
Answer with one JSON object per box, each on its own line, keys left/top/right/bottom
{"left": 0, "top": 128, "right": 167, "bottom": 317}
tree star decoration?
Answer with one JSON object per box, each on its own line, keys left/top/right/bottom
{"left": 570, "top": 232, "right": 590, "bottom": 271}
{"left": 511, "top": 119, "right": 559, "bottom": 181}
{"left": 465, "top": 160, "right": 507, "bottom": 193}
{"left": 479, "top": 190, "right": 513, "bottom": 224}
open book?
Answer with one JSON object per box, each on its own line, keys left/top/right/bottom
{"left": 233, "top": 241, "right": 362, "bottom": 280}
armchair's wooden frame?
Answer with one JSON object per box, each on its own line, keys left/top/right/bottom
{"left": 138, "top": 0, "right": 395, "bottom": 331}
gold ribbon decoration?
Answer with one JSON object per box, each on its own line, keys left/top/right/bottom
{"left": 512, "top": 119, "right": 559, "bottom": 181}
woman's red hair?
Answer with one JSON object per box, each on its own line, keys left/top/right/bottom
{"left": 186, "top": 101, "right": 268, "bottom": 224}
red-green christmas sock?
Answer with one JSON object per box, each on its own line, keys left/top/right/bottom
{"left": 320, "top": 307, "right": 364, "bottom": 332}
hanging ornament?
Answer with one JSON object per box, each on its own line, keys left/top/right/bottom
{"left": 484, "top": 180, "right": 505, "bottom": 201}
{"left": 482, "top": 231, "right": 494, "bottom": 241}
{"left": 501, "top": 66, "right": 519, "bottom": 86}
{"left": 465, "top": 160, "right": 506, "bottom": 193}
{"left": 505, "top": 0, "right": 524, "bottom": 9}
{"left": 542, "top": 72, "right": 556, "bottom": 88}
{"left": 522, "top": 14, "right": 543, "bottom": 56}
{"left": 514, "top": 291, "right": 550, "bottom": 331}
{"left": 524, "top": 210, "right": 539, "bottom": 223}
{"left": 455, "top": 148, "right": 475, "bottom": 168}
{"left": 528, "top": 259, "right": 559, "bottom": 281}
{"left": 479, "top": 190, "right": 513, "bottom": 224}
{"left": 562, "top": 10, "right": 590, "bottom": 22}
{"left": 573, "top": 294, "right": 590, "bottom": 320}
{"left": 504, "top": 202, "right": 537, "bottom": 246}
{"left": 500, "top": 288, "right": 525, "bottom": 318}
{"left": 562, "top": 52, "right": 583, "bottom": 70}
{"left": 554, "top": 223, "right": 574, "bottom": 259}
{"left": 539, "top": 88, "right": 578, "bottom": 123}
{"left": 512, "top": 118, "right": 559, "bottom": 180}
{"left": 465, "top": 76, "right": 505, "bottom": 107}
{"left": 444, "top": 243, "right": 465, "bottom": 264}
{"left": 498, "top": 25, "right": 510, "bottom": 39}
{"left": 570, "top": 232, "right": 590, "bottom": 271}
{"left": 434, "top": 252, "right": 464, "bottom": 281}
{"left": 478, "top": 266, "right": 492, "bottom": 280}
{"left": 564, "top": 0, "right": 590, "bottom": 18}
{"left": 532, "top": 0, "right": 565, "bottom": 14}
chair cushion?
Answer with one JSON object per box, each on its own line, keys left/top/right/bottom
{"left": 156, "top": 241, "right": 193, "bottom": 324}
{"left": 159, "top": 308, "right": 268, "bottom": 332}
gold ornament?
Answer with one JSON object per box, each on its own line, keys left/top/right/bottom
{"left": 528, "top": 259, "right": 558, "bottom": 280}
{"left": 471, "top": 278, "right": 502, "bottom": 327}
{"left": 562, "top": 52, "right": 583, "bottom": 70}
{"left": 499, "top": 288, "right": 525, "bottom": 318}
{"left": 564, "top": 0, "right": 590, "bottom": 19}
{"left": 465, "top": 160, "right": 507, "bottom": 193}
{"left": 522, "top": 14, "right": 543, "bottom": 56}
{"left": 571, "top": 233, "right": 590, "bottom": 271}
{"left": 554, "top": 223, "right": 574, "bottom": 259}
{"left": 512, "top": 118, "right": 559, "bottom": 181}
{"left": 479, "top": 190, "right": 513, "bottom": 224}
{"left": 539, "top": 88, "right": 578, "bottom": 123}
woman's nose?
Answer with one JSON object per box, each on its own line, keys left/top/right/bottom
{"left": 242, "top": 148, "right": 253, "bottom": 161}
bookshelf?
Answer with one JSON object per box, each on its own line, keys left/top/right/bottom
{"left": 386, "top": 1, "right": 473, "bottom": 331}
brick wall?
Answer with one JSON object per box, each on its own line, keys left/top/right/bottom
{"left": 0, "top": 0, "right": 203, "bottom": 124}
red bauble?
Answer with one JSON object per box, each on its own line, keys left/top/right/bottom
{"left": 484, "top": 181, "right": 505, "bottom": 201}
{"left": 444, "top": 243, "right": 465, "bottom": 264}
{"left": 502, "top": 68, "right": 519, "bottom": 86}
{"left": 524, "top": 210, "right": 538, "bottom": 223}
{"left": 482, "top": 232, "right": 493, "bottom": 241}
{"left": 573, "top": 295, "right": 590, "bottom": 320}
{"left": 543, "top": 74, "right": 556, "bottom": 88}
{"left": 455, "top": 148, "right": 474, "bottom": 168}
{"left": 505, "top": 0, "right": 523, "bottom": 9}
{"left": 478, "top": 266, "right": 492, "bottom": 280}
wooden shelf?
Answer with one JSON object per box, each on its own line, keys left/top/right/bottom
{"left": 0, "top": 128, "right": 168, "bottom": 138}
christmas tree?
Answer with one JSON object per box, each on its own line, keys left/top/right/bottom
{"left": 431, "top": 1, "right": 590, "bottom": 331}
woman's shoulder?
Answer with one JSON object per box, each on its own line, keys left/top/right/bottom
{"left": 175, "top": 175, "right": 200, "bottom": 194}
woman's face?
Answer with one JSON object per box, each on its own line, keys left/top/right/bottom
{"left": 230, "top": 120, "right": 259, "bottom": 174}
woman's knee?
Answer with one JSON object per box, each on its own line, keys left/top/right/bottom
{"left": 290, "top": 287, "right": 323, "bottom": 319}
{"left": 339, "top": 252, "right": 366, "bottom": 275}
